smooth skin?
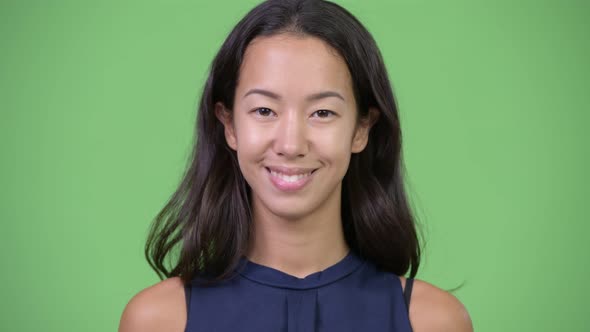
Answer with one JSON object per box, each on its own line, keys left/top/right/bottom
{"left": 119, "top": 34, "right": 473, "bottom": 332}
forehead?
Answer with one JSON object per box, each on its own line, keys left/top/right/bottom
{"left": 236, "top": 34, "right": 354, "bottom": 102}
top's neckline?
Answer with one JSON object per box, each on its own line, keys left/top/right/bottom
{"left": 236, "top": 250, "right": 365, "bottom": 290}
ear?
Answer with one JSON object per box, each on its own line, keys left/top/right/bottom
{"left": 215, "top": 102, "right": 238, "bottom": 151}
{"left": 351, "top": 107, "right": 380, "bottom": 153}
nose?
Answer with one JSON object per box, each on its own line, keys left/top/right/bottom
{"left": 273, "top": 110, "right": 308, "bottom": 158}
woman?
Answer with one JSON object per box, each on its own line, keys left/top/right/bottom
{"left": 120, "top": 0, "right": 473, "bottom": 331}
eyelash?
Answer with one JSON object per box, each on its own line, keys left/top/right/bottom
{"left": 252, "top": 108, "right": 336, "bottom": 118}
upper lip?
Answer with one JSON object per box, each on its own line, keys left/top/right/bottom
{"left": 265, "top": 165, "right": 318, "bottom": 175}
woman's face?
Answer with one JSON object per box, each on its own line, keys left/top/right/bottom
{"left": 217, "top": 34, "right": 374, "bottom": 221}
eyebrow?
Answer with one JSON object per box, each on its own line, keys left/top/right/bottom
{"left": 243, "top": 88, "right": 345, "bottom": 102}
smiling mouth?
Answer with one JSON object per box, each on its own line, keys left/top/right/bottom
{"left": 264, "top": 167, "right": 317, "bottom": 192}
{"left": 264, "top": 167, "right": 318, "bottom": 183}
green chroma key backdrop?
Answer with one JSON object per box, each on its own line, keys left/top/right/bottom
{"left": 1, "top": 0, "right": 588, "bottom": 331}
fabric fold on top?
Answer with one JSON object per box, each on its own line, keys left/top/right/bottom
{"left": 236, "top": 251, "right": 363, "bottom": 332}
{"left": 286, "top": 288, "right": 318, "bottom": 332}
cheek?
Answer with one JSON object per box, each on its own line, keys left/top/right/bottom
{"left": 234, "top": 118, "right": 268, "bottom": 155}
{"left": 238, "top": 130, "right": 265, "bottom": 148}
{"left": 313, "top": 126, "right": 355, "bottom": 162}
{"left": 318, "top": 119, "right": 356, "bottom": 147}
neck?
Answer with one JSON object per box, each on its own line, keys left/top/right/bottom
{"left": 246, "top": 192, "right": 349, "bottom": 278}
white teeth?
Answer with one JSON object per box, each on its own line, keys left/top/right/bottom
{"left": 270, "top": 170, "right": 311, "bottom": 182}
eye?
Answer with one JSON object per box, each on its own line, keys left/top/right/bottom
{"left": 253, "top": 107, "right": 276, "bottom": 117}
{"left": 311, "top": 110, "right": 336, "bottom": 118}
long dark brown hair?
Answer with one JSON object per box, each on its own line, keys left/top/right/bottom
{"left": 145, "top": 0, "right": 421, "bottom": 285}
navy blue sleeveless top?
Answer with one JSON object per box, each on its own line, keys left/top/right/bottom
{"left": 184, "top": 250, "right": 414, "bottom": 332}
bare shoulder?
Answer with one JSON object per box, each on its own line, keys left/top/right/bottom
{"left": 118, "top": 276, "right": 187, "bottom": 332}
{"left": 399, "top": 276, "right": 473, "bottom": 332}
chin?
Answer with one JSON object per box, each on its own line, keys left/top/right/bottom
{"left": 255, "top": 196, "right": 319, "bottom": 222}
{"left": 267, "top": 205, "right": 312, "bottom": 222}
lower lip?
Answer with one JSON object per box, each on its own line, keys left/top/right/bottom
{"left": 266, "top": 168, "right": 316, "bottom": 192}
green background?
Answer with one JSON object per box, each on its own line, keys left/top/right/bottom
{"left": 1, "top": 0, "right": 588, "bottom": 331}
